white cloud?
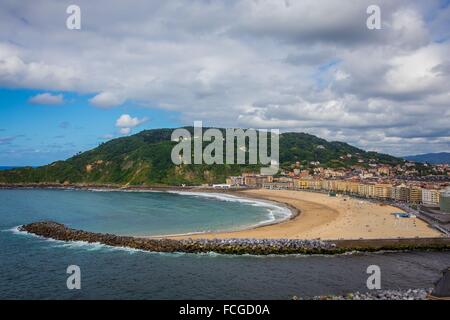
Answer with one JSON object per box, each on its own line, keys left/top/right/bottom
{"left": 115, "top": 114, "right": 147, "bottom": 135}
{"left": 89, "top": 92, "right": 125, "bottom": 108}
{"left": 0, "top": 0, "right": 449, "bottom": 154}
{"left": 118, "top": 127, "right": 131, "bottom": 135}
{"left": 116, "top": 114, "right": 147, "bottom": 128}
{"left": 29, "top": 93, "right": 64, "bottom": 105}
{"left": 0, "top": 43, "right": 80, "bottom": 91}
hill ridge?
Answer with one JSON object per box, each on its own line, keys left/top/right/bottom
{"left": 0, "top": 127, "right": 402, "bottom": 185}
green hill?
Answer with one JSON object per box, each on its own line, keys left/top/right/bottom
{"left": 0, "top": 127, "right": 402, "bottom": 185}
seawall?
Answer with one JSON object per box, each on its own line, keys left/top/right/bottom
{"left": 19, "top": 221, "right": 450, "bottom": 255}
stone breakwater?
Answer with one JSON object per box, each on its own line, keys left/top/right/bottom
{"left": 298, "top": 288, "right": 432, "bottom": 300}
{"left": 19, "top": 221, "right": 450, "bottom": 255}
{"left": 19, "top": 221, "right": 336, "bottom": 255}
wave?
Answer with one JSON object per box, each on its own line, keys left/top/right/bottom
{"left": 7, "top": 226, "right": 393, "bottom": 259}
{"left": 7, "top": 225, "right": 30, "bottom": 236}
{"left": 27, "top": 185, "right": 294, "bottom": 226}
{"left": 4, "top": 189, "right": 294, "bottom": 249}
{"left": 82, "top": 188, "right": 294, "bottom": 232}
{"left": 167, "top": 191, "right": 293, "bottom": 228}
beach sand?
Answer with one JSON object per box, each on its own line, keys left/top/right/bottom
{"left": 167, "top": 189, "right": 443, "bottom": 240}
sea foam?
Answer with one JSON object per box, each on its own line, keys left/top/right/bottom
{"left": 167, "top": 191, "right": 293, "bottom": 228}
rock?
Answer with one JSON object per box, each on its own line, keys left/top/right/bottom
{"left": 19, "top": 221, "right": 338, "bottom": 255}
{"left": 307, "top": 288, "right": 432, "bottom": 300}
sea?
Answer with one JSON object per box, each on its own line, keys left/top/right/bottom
{"left": 0, "top": 166, "right": 19, "bottom": 170}
{"left": 0, "top": 188, "right": 449, "bottom": 299}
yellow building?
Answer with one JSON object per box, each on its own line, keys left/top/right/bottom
{"left": 409, "top": 186, "right": 422, "bottom": 204}
{"left": 328, "top": 180, "right": 339, "bottom": 192}
{"left": 347, "top": 182, "right": 360, "bottom": 194}
{"left": 374, "top": 184, "right": 392, "bottom": 199}
{"left": 336, "top": 180, "right": 348, "bottom": 193}
{"left": 358, "top": 183, "right": 375, "bottom": 198}
{"left": 294, "top": 178, "right": 310, "bottom": 189}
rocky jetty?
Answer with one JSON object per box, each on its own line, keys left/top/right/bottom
{"left": 298, "top": 288, "right": 432, "bottom": 300}
{"left": 19, "top": 221, "right": 336, "bottom": 255}
{"left": 19, "top": 221, "right": 450, "bottom": 255}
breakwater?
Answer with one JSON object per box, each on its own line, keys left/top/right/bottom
{"left": 19, "top": 222, "right": 335, "bottom": 255}
{"left": 302, "top": 288, "right": 432, "bottom": 300}
{"left": 19, "top": 221, "right": 450, "bottom": 255}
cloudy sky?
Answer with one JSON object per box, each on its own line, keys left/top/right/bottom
{"left": 0, "top": 0, "right": 449, "bottom": 165}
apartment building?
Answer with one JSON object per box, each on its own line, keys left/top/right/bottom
{"left": 374, "top": 184, "right": 393, "bottom": 199}
{"left": 263, "top": 181, "right": 294, "bottom": 190}
{"left": 422, "top": 188, "right": 440, "bottom": 206}
{"left": 293, "top": 178, "right": 310, "bottom": 189}
{"left": 358, "top": 183, "right": 375, "bottom": 198}
{"left": 226, "top": 176, "right": 244, "bottom": 186}
{"left": 392, "top": 184, "right": 409, "bottom": 202}
{"left": 243, "top": 175, "right": 273, "bottom": 187}
{"left": 409, "top": 186, "right": 423, "bottom": 204}
{"left": 440, "top": 187, "right": 450, "bottom": 213}
{"left": 235, "top": 174, "right": 441, "bottom": 206}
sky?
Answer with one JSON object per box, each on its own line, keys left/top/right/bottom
{"left": 0, "top": 0, "right": 450, "bottom": 166}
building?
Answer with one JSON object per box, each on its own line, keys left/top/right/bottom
{"left": 358, "top": 183, "right": 375, "bottom": 198}
{"left": 226, "top": 176, "right": 244, "bottom": 186}
{"left": 409, "top": 186, "right": 422, "bottom": 204}
{"left": 293, "top": 178, "right": 310, "bottom": 189}
{"left": 392, "top": 184, "right": 409, "bottom": 202}
{"left": 377, "top": 166, "right": 391, "bottom": 176}
{"left": 374, "top": 184, "right": 392, "bottom": 199}
{"left": 440, "top": 187, "right": 450, "bottom": 214}
{"left": 422, "top": 189, "right": 440, "bottom": 206}
{"left": 309, "top": 179, "right": 322, "bottom": 190}
{"left": 243, "top": 175, "right": 273, "bottom": 187}
{"left": 212, "top": 184, "right": 231, "bottom": 189}
{"left": 275, "top": 176, "right": 293, "bottom": 183}
{"left": 347, "top": 182, "right": 360, "bottom": 194}
{"left": 263, "top": 181, "right": 293, "bottom": 190}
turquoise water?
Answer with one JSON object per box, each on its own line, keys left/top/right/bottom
{"left": 1, "top": 188, "right": 450, "bottom": 299}
{"left": 0, "top": 189, "right": 290, "bottom": 236}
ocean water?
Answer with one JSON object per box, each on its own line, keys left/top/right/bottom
{"left": 0, "top": 188, "right": 449, "bottom": 299}
{"left": 0, "top": 189, "right": 291, "bottom": 236}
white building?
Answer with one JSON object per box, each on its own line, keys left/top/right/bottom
{"left": 212, "top": 184, "right": 231, "bottom": 189}
{"left": 422, "top": 189, "right": 440, "bottom": 206}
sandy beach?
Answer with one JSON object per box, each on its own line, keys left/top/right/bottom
{"left": 167, "top": 189, "right": 443, "bottom": 240}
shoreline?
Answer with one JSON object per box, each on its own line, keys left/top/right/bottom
{"left": 146, "top": 190, "right": 300, "bottom": 238}
{"left": 162, "top": 189, "right": 444, "bottom": 240}
{"left": 1, "top": 183, "right": 445, "bottom": 240}
{"left": 0, "top": 183, "right": 301, "bottom": 237}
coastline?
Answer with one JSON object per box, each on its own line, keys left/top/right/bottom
{"left": 1, "top": 183, "right": 445, "bottom": 240}
{"left": 162, "top": 189, "right": 443, "bottom": 240}
{"left": 0, "top": 183, "right": 299, "bottom": 236}
{"left": 153, "top": 189, "right": 300, "bottom": 237}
